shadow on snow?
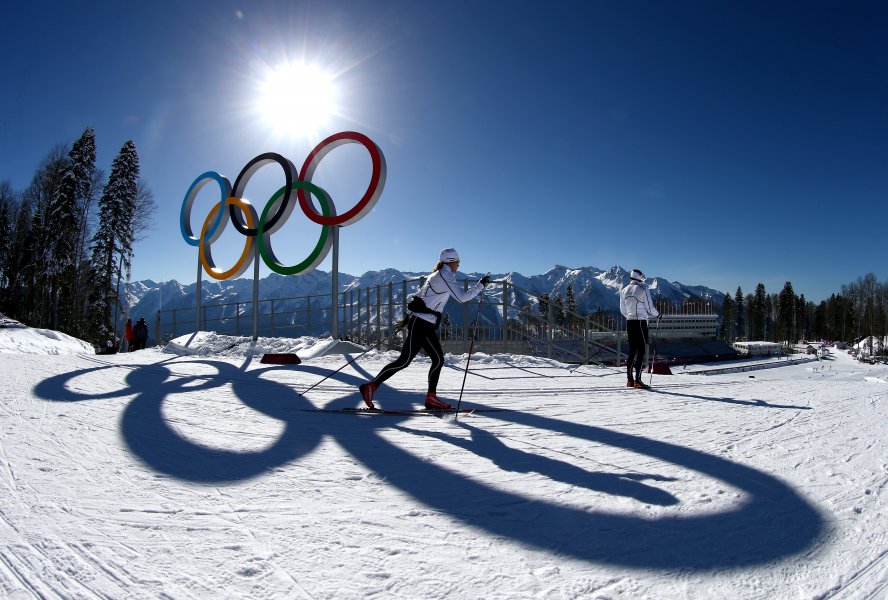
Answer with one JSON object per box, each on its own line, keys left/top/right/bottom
{"left": 33, "top": 357, "right": 825, "bottom": 570}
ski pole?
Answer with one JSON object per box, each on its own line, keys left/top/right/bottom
{"left": 649, "top": 316, "right": 661, "bottom": 386}
{"left": 298, "top": 349, "right": 371, "bottom": 396}
{"left": 455, "top": 280, "right": 487, "bottom": 416}
{"left": 299, "top": 328, "right": 402, "bottom": 396}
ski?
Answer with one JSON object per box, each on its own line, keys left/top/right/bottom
{"left": 306, "top": 407, "right": 504, "bottom": 416}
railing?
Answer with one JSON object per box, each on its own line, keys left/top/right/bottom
{"left": 155, "top": 277, "right": 714, "bottom": 364}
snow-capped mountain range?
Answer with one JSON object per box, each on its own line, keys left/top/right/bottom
{"left": 125, "top": 265, "right": 725, "bottom": 325}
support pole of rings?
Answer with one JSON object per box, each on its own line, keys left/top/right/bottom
{"left": 331, "top": 226, "right": 340, "bottom": 339}
{"left": 196, "top": 258, "right": 202, "bottom": 333}
{"left": 252, "top": 244, "right": 260, "bottom": 341}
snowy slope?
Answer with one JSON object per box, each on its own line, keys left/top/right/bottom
{"left": 0, "top": 329, "right": 886, "bottom": 598}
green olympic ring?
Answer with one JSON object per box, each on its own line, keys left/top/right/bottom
{"left": 258, "top": 181, "right": 334, "bottom": 276}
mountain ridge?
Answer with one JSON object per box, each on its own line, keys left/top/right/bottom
{"left": 124, "top": 265, "right": 725, "bottom": 329}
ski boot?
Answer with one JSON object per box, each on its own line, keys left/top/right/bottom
{"left": 358, "top": 382, "right": 377, "bottom": 409}
{"left": 425, "top": 392, "right": 452, "bottom": 410}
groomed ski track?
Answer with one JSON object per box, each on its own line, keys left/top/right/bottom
{"left": 0, "top": 344, "right": 885, "bottom": 599}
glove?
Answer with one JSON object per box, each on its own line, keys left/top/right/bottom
{"left": 480, "top": 275, "right": 491, "bottom": 286}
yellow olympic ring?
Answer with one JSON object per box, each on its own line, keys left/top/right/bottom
{"left": 198, "top": 197, "right": 258, "bottom": 280}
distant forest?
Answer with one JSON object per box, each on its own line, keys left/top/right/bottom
{"left": 716, "top": 275, "right": 886, "bottom": 348}
{"left": 0, "top": 129, "right": 155, "bottom": 345}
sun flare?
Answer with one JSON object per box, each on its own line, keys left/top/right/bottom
{"left": 257, "top": 63, "right": 337, "bottom": 138}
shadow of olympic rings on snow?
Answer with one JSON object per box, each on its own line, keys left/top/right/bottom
{"left": 34, "top": 359, "right": 825, "bottom": 570}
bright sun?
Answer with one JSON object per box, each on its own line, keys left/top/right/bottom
{"left": 258, "top": 63, "right": 337, "bottom": 138}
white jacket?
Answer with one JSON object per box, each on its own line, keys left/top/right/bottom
{"left": 620, "top": 282, "right": 661, "bottom": 320}
{"left": 411, "top": 268, "right": 485, "bottom": 325}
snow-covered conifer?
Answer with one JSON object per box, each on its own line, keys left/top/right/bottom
{"left": 88, "top": 140, "right": 140, "bottom": 341}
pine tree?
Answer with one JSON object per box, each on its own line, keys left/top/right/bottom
{"left": 777, "top": 281, "right": 796, "bottom": 344}
{"left": 720, "top": 293, "right": 735, "bottom": 341}
{"left": 47, "top": 128, "right": 97, "bottom": 331}
{"left": 538, "top": 293, "right": 550, "bottom": 319}
{"left": 21, "top": 145, "right": 69, "bottom": 326}
{"left": 565, "top": 283, "right": 578, "bottom": 329}
{"left": 553, "top": 294, "right": 566, "bottom": 329}
{"left": 751, "top": 283, "right": 768, "bottom": 341}
{"left": 89, "top": 141, "right": 140, "bottom": 342}
{"left": 2, "top": 199, "right": 34, "bottom": 318}
{"left": 734, "top": 287, "right": 744, "bottom": 340}
{"left": 538, "top": 292, "right": 550, "bottom": 336}
{"left": 797, "top": 294, "right": 809, "bottom": 341}
{"left": 0, "top": 182, "right": 14, "bottom": 295}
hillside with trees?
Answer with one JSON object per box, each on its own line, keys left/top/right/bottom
{"left": 0, "top": 130, "right": 155, "bottom": 345}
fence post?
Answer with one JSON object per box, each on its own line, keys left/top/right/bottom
{"left": 348, "top": 289, "right": 354, "bottom": 340}
{"left": 235, "top": 302, "right": 240, "bottom": 336}
{"left": 172, "top": 308, "right": 177, "bottom": 338}
{"left": 501, "top": 281, "right": 508, "bottom": 351}
{"left": 463, "top": 279, "right": 470, "bottom": 353}
{"left": 366, "top": 287, "right": 371, "bottom": 345}
{"left": 270, "top": 299, "right": 276, "bottom": 337}
{"left": 307, "top": 298, "right": 311, "bottom": 337}
{"left": 357, "top": 289, "right": 362, "bottom": 344}
{"left": 340, "top": 291, "right": 347, "bottom": 340}
{"left": 616, "top": 327, "right": 622, "bottom": 368}
{"left": 584, "top": 315, "right": 590, "bottom": 363}
{"left": 388, "top": 282, "right": 394, "bottom": 347}
{"left": 547, "top": 301, "right": 554, "bottom": 358}
{"left": 155, "top": 312, "right": 161, "bottom": 346}
{"left": 376, "top": 284, "right": 382, "bottom": 348}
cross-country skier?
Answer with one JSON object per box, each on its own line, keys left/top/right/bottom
{"left": 358, "top": 248, "right": 490, "bottom": 410}
{"left": 619, "top": 269, "right": 661, "bottom": 389}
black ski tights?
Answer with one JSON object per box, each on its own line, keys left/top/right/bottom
{"left": 373, "top": 315, "right": 445, "bottom": 393}
{"left": 626, "top": 319, "right": 649, "bottom": 381}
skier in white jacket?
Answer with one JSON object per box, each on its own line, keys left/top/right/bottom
{"left": 619, "top": 269, "right": 661, "bottom": 389}
{"left": 359, "top": 248, "right": 490, "bottom": 410}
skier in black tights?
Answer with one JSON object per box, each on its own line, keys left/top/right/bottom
{"left": 358, "top": 248, "right": 490, "bottom": 410}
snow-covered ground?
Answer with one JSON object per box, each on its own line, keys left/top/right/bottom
{"left": 1, "top": 327, "right": 886, "bottom": 599}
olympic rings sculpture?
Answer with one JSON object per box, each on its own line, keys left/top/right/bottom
{"left": 180, "top": 131, "right": 386, "bottom": 279}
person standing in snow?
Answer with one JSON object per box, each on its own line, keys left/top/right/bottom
{"left": 124, "top": 318, "right": 135, "bottom": 352}
{"left": 133, "top": 317, "right": 149, "bottom": 350}
{"left": 620, "top": 269, "right": 661, "bottom": 389}
{"left": 358, "top": 248, "right": 490, "bottom": 410}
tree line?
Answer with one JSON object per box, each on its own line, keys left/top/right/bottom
{"left": 0, "top": 128, "right": 155, "bottom": 345}
{"left": 509, "top": 277, "right": 885, "bottom": 351}
{"left": 719, "top": 274, "right": 888, "bottom": 348}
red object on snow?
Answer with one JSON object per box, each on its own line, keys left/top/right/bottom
{"left": 260, "top": 353, "right": 301, "bottom": 365}
{"left": 648, "top": 362, "right": 672, "bottom": 375}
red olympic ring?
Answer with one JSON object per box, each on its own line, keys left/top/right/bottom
{"left": 297, "top": 131, "right": 386, "bottom": 227}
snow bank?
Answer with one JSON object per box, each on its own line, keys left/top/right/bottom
{"left": 163, "top": 331, "right": 355, "bottom": 360}
{"left": 0, "top": 323, "right": 94, "bottom": 355}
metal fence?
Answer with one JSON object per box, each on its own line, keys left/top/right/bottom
{"left": 155, "top": 277, "right": 630, "bottom": 364}
{"left": 154, "top": 276, "right": 726, "bottom": 364}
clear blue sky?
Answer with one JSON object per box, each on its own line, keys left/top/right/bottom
{"left": 2, "top": 0, "right": 885, "bottom": 303}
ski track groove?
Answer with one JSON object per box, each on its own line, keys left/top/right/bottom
{"left": 824, "top": 547, "right": 888, "bottom": 600}
{"left": 212, "top": 487, "right": 317, "bottom": 600}
{"left": 0, "top": 548, "right": 38, "bottom": 599}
